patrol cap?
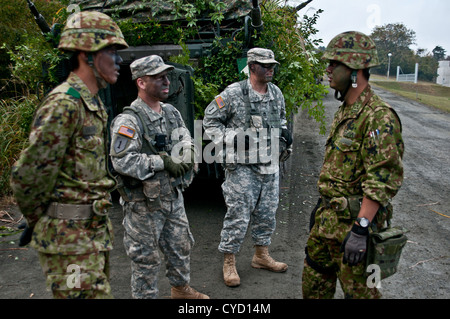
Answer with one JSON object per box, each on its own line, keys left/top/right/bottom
{"left": 130, "top": 55, "right": 175, "bottom": 80}
{"left": 247, "top": 48, "right": 279, "bottom": 65}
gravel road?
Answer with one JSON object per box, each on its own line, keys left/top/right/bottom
{"left": 1, "top": 83, "right": 449, "bottom": 301}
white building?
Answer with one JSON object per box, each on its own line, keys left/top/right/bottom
{"left": 437, "top": 60, "right": 450, "bottom": 87}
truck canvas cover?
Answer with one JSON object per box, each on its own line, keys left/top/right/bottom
{"left": 70, "top": 0, "right": 252, "bottom": 23}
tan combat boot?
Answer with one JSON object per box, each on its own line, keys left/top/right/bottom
{"left": 251, "top": 245, "right": 288, "bottom": 272}
{"left": 223, "top": 253, "right": 240, "bottom": 287}
{"left": 171, "top": 285, "right": 210, "bottom": 299}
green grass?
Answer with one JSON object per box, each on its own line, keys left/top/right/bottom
{"left": 0, "top": 96, "right": 36, "bottom": 198}
{"left": 370, "top": 75, "right": 450, "bottom": 113}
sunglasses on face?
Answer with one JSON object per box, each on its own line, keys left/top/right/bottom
{"left": 256, "top": 63, "right": 276, "bottom": 70}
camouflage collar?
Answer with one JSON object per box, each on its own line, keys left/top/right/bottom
{"left": 248, "top": 79, "right": 275, "bottom": 102}
{"left": 131, "top": 97, "right": 166, "bottom": 122}
{"left": 343, "top": 85, "right": 374, "bottom": 116}
{"left": 66, "top": 72, "right": 102, "bottom": 112}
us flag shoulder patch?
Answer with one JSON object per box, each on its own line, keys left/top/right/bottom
{"left": 118, "top": 125, "right": 135, "bottom": 138}
{"left": 215, "top": 96, "right": 225, "bottom": 108}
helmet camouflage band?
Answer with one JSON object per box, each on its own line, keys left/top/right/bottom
{"left": 322, "top": 31, "right": 379, "bottom": 70}
{"left": 58, "top": 11, "right": 128, "bottom": 52}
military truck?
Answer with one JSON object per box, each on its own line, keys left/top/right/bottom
{"left": 28, "top": 0, "right": 313, "bottom": 178}
{"left": 28, "top": 0, "right": 268, "bottom": 178}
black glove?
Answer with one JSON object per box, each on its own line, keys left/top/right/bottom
{"left": 18, "top": 222, "right": 34, "bottom": 247}
{"left": 340, "top": 223, "right": 369, "bottom": 266}
{"left": 281, "top": 128, "right": 293, "bottom": 147}
{"left": 279, "top": 147, "right": 292, "bottom": 162}
{"left": 161, "top": 154, "right": 190, "bottom": 177}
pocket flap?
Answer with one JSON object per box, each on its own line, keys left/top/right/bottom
{"left": 142, "top": 179, "right": 160, "bottom": 199}
{"left": 336, "top": 137, "right": 361, "bottom": 152}
{"left": 372, "top": 227, "right": 407, "bottom": 241}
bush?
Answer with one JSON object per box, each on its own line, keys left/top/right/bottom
{"left": 167, "top": 1, "right": 329, "bottom": 132}
{"left": 255, "top": 3, "right": 328, "bottom": 133}
{"left": 0, "top": 94, "right": 38, "bottom": 197}
{"left": 0, "top": 0, "right": 329, "bottom": 198}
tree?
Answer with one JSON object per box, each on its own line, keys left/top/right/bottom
{"left": 419, "top": 55, "right": 438, "bottom": 82}
{"left": 370, "top": 23, "right": 417, "bottom": 76}
{"left": 371, "top": 23, "right": 416, "bottom": 50}
{"left": 370, "top": 23, "right": 439, "bottom": 82}
{"left": 432, "top": 46, "right": 446, "bottom": 61}
{"left": 255, "top": 2, "right": 328, "bottom": 132}
{"left": 0, "top": 0, "right": 64, "bottom": 96}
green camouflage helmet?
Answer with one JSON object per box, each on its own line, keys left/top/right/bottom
{"left": 322, "top": 31, "right": 379, "bottom": 70}
{"left": 58, "top": 11, "right": 128, "bottom": 52}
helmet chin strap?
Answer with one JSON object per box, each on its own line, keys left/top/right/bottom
{"left": 87, "top": 53, "right": 108, "bottom": 90}
{"left": 334, "top": 70, "right": 358, "bottom": 102}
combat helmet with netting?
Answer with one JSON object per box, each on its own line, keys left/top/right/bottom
{"left": 322, "top": 31, "right": 379, "bottom": 70}
{"left": 58, "top": 11, "right": 128, "bottom": 52}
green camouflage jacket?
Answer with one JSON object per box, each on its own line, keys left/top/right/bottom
{"left": 10, "top": 72, "right": 116, "bottom": 254}
{"left": 318, "top": 85, "right": 404, "bottom": 208}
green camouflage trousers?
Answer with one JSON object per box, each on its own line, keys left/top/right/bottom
{"left": 38, "top": 251, "right": 112, "bottom": 299}
{"left": 302, "top": 206, "right": 381, "bottom": 299}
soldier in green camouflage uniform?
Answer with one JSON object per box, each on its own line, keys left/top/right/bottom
{"left": 110, "top": 55, "right": 208, "bottom": 299}
{"left": 302, "top": 31, "right": 404, "bottom": 299}
{"left": 10, "top": 11, "right": 128, "bottom": 298}
{"left": 203, "top": 48, "right": 292, "bottom": 287}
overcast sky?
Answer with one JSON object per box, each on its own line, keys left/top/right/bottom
{"left": 289, "top": 0, "right": 450, "bottom": 55}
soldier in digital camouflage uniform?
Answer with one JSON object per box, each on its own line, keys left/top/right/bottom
{"left": 110, "top": 55, "right": 208, "bottom": 299}
{"left": 302, "top": 31, "right": 404, "bottom": 299}
{"left": 203, "top": 48, "right": 293, "bottom": 287}
{"left": 10, "top": 11, "right": 128, "bottom": 298}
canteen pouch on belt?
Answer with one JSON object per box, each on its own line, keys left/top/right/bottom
{"left": 366, "top": 226, "right": 407, "bottom": 279}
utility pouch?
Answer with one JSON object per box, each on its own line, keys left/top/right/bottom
{"left": 250, "top": 115, "right": 263, "bottom": 130}
{"left": 154, "top": 133, "right": 167, "bottom": 151}
{"left": 366, "top": 226, "right": 408, "bottom": 279}
{"left": 143, "top": 179, "right": 162, "bottom": 212}
{"left": 115, "top": 175, "right": 146, "bottom": 202}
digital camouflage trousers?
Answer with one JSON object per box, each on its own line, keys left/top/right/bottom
{"left": 121, "top": 188, "right": 194, "bottom": 299}
{"left": 219, "top": 165, "right": 279, "bottom": 254}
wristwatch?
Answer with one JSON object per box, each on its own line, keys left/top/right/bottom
{"left": 356, "top": 217, "right": 370, "bottom": 228}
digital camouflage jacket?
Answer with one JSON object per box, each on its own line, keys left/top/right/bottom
{"left": 203, "top": 79, "right": 287, "bottom": 174}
